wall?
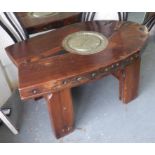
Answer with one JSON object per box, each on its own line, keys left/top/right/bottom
{"left": 0, "top": 61, "right": 12, "bottom": 107}
{"left": 0, "top": 25, "right": 18, "bottom": 89}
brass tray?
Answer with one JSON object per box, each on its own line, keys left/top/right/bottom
{"left": 62, "top": 31, "right": 108, "bottom": 55}
{"left": 28, "top": 12, "right": 58, "bottom": 18}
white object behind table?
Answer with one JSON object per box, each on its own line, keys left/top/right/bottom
{"left": 94, "top": 12, "right": 119, "bottom": 20}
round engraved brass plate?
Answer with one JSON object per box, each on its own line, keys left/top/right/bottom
{"left": 28, "top": 12, "right": 58, "bottom": 18}
{"left": 62, "top": 31, "right": 108, "bottom": 55}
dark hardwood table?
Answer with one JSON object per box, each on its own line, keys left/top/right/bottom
{"left": 15, "top": 12, "right": 82, "bottom": 34}
{"left": 6, "top": 20, "right": 149, "bottom": 138}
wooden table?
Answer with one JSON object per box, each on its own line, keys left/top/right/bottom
{"left": 6, "top": 20, "right": 149, "bottom": 138}
{"left": 15, "top": 12, "right": 82, "bottom": 34}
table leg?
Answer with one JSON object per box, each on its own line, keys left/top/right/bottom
{"left": 45, "top": 88, "right": 74, "bottom": 138}
{"left": 119, "top": 58, "right": 141, "bottom": 103}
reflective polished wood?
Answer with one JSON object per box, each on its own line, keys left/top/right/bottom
{"left": 15, "top": 12, "right": 82, "bottom": 34}
{"left": 6, "top": 21, "right": 149, "bottom": 138}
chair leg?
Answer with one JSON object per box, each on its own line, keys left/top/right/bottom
{"left": 0, "top": 110, "right": 18, "bottom": 135}
{"left": 1, "top": 108, "right": 11, "bottom": 116}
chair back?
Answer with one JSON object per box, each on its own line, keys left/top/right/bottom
{"left": 82, "top": 12, "right": 96, "bottom": 22}
{"left": 118, "top": 12, "right": 128, "bottom": 21}
{"left": 0, "top": 12, "right": 28, "bottom": 42}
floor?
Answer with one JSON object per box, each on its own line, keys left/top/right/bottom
{"left": 1, "top": 12, "right": 155, "bottom": 143}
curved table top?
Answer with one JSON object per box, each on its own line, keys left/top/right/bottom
{"left": 6, "top": 20, "right": 148, "bottom": 67}
{"left": 5, "top": 20, "right": 149, "bottom": 99}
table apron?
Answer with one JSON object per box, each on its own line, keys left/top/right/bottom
{"left": 19, "top": 53, "right": 140, "bottom": 100}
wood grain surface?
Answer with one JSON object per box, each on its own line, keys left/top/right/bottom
{"left": 15, "top": 12, "right": 82, "bottom": 34}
